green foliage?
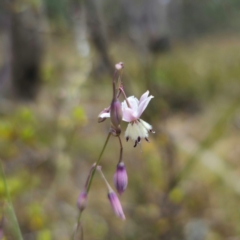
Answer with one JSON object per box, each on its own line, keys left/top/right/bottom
{"left": 37, "top": 230, "right": 52, "bottom": 240}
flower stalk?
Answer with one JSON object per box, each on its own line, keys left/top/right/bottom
{"left": 86, "top": 132, "right": 111, "bottom": 193}
{"left": 72, "top": 133, "right": 112, "bottom": 240}
{"left": 73, "top": 61, "right": 154, "bottom": 237}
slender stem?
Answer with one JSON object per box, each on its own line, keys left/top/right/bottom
{"left": 112, "top": 65, "right": 125, "bottom": 100}
{"left": 87, "top": 132, "right": 111, "bottom": 193}
{"left": 72, "top": 64, "right": 123, "bottom": 239}
{"left": 118, "top": 70, "right": 122, "bottom": 85}
{"left": 98, "top": 168, "right": 112, "bottom": 192}
{"left": 72, "top": 133, "right": 112, "bottom": 239}
{"left": 119, "top": 87, "right": 131, "bottom": 108}
{"left": 77, "top": 212, "right": 82, "bottom": 224}
{"left": 112, "top": 71, "right": 117, "bottom": 99}
{"left": 84, "top": 163, "right": 96, "bottom": 189}
{"left": 117, "top": 136, "right": 123, "bottom": 163}
{"left": 117, "top": 89, "right": 121, "bottom": 98}
{"left": 0, "top": 160, "right": 23, "bottom": 240}
{"left": 71, "top": 212, "right": 83, "bottom": 240}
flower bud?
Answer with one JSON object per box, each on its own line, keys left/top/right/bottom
{"left": 110, "top": 98, "right": 122, "bottom": 128}
{"left": 108, "top": 190, "right": 125, "bottom": 220}
{"left": 114, "top": 162, "right": 128, "bottom": 195}
{"left": 77, "top": 190, "right": 88, "bottom": 212}
{"left": 115, "top": 62, "right": 124, "bottom": 70}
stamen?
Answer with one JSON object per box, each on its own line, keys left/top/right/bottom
{"left": 126, "top": 137, "right": 129, "bottom": 141}
{"left": 133, "top": 140, "right": 138, "bottom": 148}
{"left": 145, "top": 137, "right": 149, "bottom": 142}
{"left": 137, "top": 136, "right": 141, "bottom": 142}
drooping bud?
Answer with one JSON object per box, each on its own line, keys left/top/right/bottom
{"left": 114, "top": 162, "right": 128, "bottom": 195}
{"left": 108, "top": 190, "right": 125, "bottom": 220}
{"left": 77, "top": 190, "right": 88, "bottom": 212}
{"left": 110, "top": 98, "right": 122, "bottom": 129}
{"left": 97, "top": 166, "right": 126, "bottom": 220}
{"left": 115, "top": 62, "right": 124, "bottom": 70}
{"left": 77, "top": 163, "right": 96, "bottom": 212}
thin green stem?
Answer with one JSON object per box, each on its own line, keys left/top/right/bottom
{"left": 77, "top": 212, "right": 82, "bottom": 223}
{"left": 87, "top": 132, "right": 111, "bottom": 193}
{"left": 0, "top": 160, "right": 23, "bottom": 240}
{"left": 84, "top": 163, "right": 96, "bottom": 189}
{"left": 112, "top": 71, "right": 117, "bottom": 99}
{"left": 71, "top": 212, "right": 83, "bottom": 240}
{"left": 72, "top": 133, "right": 111, "bottom": 239}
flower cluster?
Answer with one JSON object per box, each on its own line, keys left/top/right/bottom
{"left": 76, "top": 62, "right": 154, "bottom": 223}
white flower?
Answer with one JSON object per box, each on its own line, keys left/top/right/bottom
{"left": 122, "top": 91, "right": 154, "bottom": 147}
{"left": 98, "top": 91, "right": 154, "bottom": 147}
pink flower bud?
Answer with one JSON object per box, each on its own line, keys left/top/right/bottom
{"left": 114, "top": 162, "right": 128, "bottom": 195}
{"left": 115, "top": 62, "right": 124, "bottom": 70}
{"left": 110, "top": 98, "right": 122, "bottom": 128}
{"left": 77, "top": 190, "right": 88, "bottom": 212}
{"left": 108, "top": 190, "right": 125, "bottom": 220}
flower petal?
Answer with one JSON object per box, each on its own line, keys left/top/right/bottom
{"left": 122, "top": 108, "right": 137, "bottom": 122}
{"left": 139, "top": 119, "right": 153, "bottom": 131}
{"left": 137, "top": 95, "right": 154, "bottom": 118}
{"left": 124, "top": 121, "right": 152, "bottom": 146}
{"left": 121, "top": 99, "right": 129, "bottom": 110}
{"left": 99, "top": 112, "right": 110, "bottom": 118}
{"left": 122, "top": 96, "right": 136, "bottom": 109}
{"left": 139, "top": 90, "right": 150, "bottom": 103}
{"left": 127, "top": 96, "right": 139, "bottom": 111}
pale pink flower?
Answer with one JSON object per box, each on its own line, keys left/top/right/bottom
{"left": 122, "top": 90, "right": 154, "bottom": 147}
{"left": 98, "top": 91, "right": 154, "bottom": 147}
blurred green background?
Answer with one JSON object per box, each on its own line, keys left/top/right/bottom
{"left": 1, "top": 0, "right": 240, "bottom": 239}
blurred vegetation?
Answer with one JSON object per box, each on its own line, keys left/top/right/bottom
{"left": 1, "top": 0, "right": 240, "bottom": 240}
